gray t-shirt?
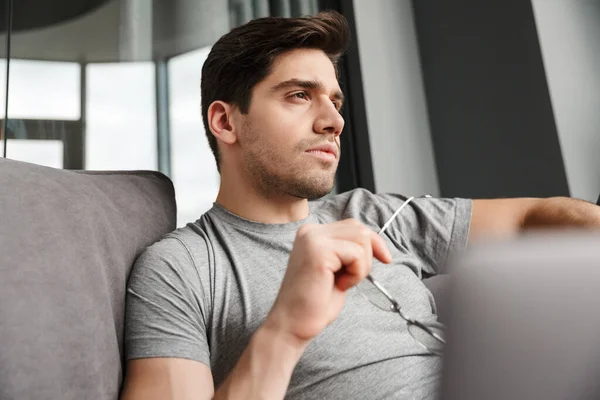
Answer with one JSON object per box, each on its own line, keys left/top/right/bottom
{"left": 125, "top": 189, "right": 471, "bottom": 399}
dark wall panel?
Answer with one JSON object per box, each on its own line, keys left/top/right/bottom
{"left": 412, "top": 0, "right": 570, "bottom": 198}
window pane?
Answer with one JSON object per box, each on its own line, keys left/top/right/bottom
{"left": 1, "top": 139, "right": 63, "bottom": 169}
{"left": 0, "top": 59, "right": 80, "bottom": 120}
{"left": 86, "top": 63, "right": 157, "bottom": 170}
{"left": 168, "top": 47, "right": 219, "bottom": 226}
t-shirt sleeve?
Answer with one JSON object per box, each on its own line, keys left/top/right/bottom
{"left": 375, "top": 192, "right": 472, "bottom": 275}
{"left": 124, "top": 236, "right": 211, "bottom": 367}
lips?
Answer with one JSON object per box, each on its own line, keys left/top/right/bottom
{"left": 305, "top": 143, "right": 338, "bottom": 158}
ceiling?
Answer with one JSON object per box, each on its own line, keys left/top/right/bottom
{"left": 0, "top": 0, "right": 230, "bottom": 63}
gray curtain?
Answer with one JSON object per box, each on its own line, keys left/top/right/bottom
{"left": 151, "top": 0, "right": 231, "bottom": 59}
{"left": 229, "top": 0, "right": 320, "bottom": 27}
{"left": 0, "top": 0, "right": 321, "bottom": 62}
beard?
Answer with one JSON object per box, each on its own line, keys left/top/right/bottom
{"left": 240, "top": 120, "right": 338, "bottom": 200}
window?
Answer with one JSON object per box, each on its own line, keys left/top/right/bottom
{"left": 0, "top": 139, "right": 63, "bottom": 169}
{"left": 85, "top": 63, "right": 157, "bottom": 171}
{"left": 0, "top": 59, "right": 80, "bottom": 120}
{"left": 168, "top": 47, "right": 220, "bottom": 226}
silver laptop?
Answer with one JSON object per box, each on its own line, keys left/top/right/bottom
{"left": 441, "top": 231, "right": 600, "bottom": 400}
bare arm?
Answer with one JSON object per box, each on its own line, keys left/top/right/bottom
{"left": 213, "top": 320, "right": 307, "bottom": 399}
{"left": 121, "top": 219, "right": 392, "bottom": 400}
{"left": 121, "top": 358, "right": 214, "bottom": 400}
{"left": 120, "top": 321, "right": 304, "bottom": 400}
{"left": 469, "top": 197, "right": 600, "bottom": 241}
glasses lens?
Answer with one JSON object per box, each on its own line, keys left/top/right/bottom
{"left": 408, "top": 322, "right": 445, "bottom": 355}
{"left": 356, "top": 277, "right": 395, "bottom": 311}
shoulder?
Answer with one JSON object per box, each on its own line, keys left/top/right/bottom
{"left": 311, "top": 189, "right": 471, "bottom": 228}
{"left": 310, "top": 188, "right": 407, "bottom": 229}
{"left": 138, "top": 225, "right": 204, "bottom": 262}
{"left": 130, "top": 223, "right": 213, "bottom": 285}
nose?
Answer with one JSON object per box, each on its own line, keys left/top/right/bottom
{"left": 313, "top": 99, "right": 345, "bottom": 136}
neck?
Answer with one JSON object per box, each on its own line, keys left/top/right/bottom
{"left": 215, "top": 166, "right": 310, "bottom": 224}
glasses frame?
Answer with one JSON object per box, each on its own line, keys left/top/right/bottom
{"left": 359, "top": 195, "right": 446, "bottom": 355}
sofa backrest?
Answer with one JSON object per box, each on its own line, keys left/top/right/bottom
{"left": 0, "top": 158, "right": 176, "bottom": 400}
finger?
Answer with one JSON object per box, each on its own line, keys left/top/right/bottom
{"left": 335, "top": 269, "right": 361, "bottom": 292}
{"left": 329, "top": 239, "right": 365, "bottom": 272}
{"left": 332, "top": 233, "right": 391, "bottom": 291}
{"left": 370, "top": 230, "right": 392, "bottom": 264}
{"left": 324, "top": 219, "right": 374, "bottom": 248}
{"left": 324, "top": 220, "right": 392, "bottom": 265}
{"left": 329, "top": 240, "right": 369, "bottom": 291}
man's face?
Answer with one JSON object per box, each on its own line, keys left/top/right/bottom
{"left": 234, "top": 48, "right": 345, "bottom": 200}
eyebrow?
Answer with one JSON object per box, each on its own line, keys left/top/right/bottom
{"left": 270, "top": 78, "right": 345, "bottom": 106}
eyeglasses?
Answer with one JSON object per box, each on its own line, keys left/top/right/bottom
{"left": 356, "top": 195, "right": 445, "bottom": 355}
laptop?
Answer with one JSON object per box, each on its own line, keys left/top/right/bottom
{"left": 441, "top": 231, "right": 600, "bottom": 400}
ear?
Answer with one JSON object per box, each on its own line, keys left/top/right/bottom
{"left": 207, "top": 101, "right": 238, "bottom": 145}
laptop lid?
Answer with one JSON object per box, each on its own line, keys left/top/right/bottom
{"left": 441, "top": 232, "right": 600, "bottom": 400}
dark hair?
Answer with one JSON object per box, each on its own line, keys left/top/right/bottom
{"left": 201, "top": 10, "right": 350, "bottom": 170}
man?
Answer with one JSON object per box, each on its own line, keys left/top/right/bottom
{"left": 121, "top": 11, "right": 600, "bottom": 400}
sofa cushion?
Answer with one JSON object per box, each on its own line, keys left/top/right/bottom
{"left": 0, "top": 158, "right": 176, "bottom": 400}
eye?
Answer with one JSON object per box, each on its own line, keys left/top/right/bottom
{"left": 332, "top": 100, "right": 343, "bottom": 113}
{"left": 291, "top": 91, "right": 309, "bottom": 100}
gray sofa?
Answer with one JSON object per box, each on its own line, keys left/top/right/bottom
{"left": 0, "top": 157, "right": 450, "bottom": 399}
{"left": 0, "top": 158, "right": 176, "bottom": 399}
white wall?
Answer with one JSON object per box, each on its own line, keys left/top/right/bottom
{"left": 532, "top": 0, "right": 600, "bottom": 202}
{"left": 352, "top": 0, "right": 439, "bottom": 196}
